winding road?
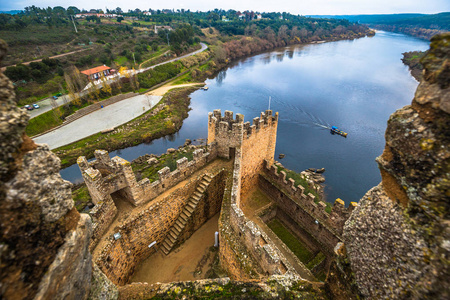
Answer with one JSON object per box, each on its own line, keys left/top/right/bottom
{"left": 29, "top": 43, "right": 208, "bottom": 119}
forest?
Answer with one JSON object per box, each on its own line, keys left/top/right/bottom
{"left": 314, "top": 12, "right": 450, "bottom": 40}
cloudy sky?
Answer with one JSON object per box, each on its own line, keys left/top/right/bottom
{"left": 2, "top": 0, "right": 450, "bottom": 15}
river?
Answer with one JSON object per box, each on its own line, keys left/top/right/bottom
{"left": 61, "top": 31, "right": 429, "bottom": 205}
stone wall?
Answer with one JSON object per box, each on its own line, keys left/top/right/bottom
{"left": 240, "top": 110, "right": 278, "bottom": 199}
{"left": 95, "top": 177, "right": 200, "bottom": 285}
{"left": 258, "top": 161, "right": 357, "bottom": 254}
{"left": 207, "top": 109, "right": 244, "bottom": 158}
{"left": 78, "top": 146, "right": 217, "bottom": 207}
{"left": 118, "top": 276, "right": 327, "bottom": 299}
{"left": 89, "top": 197, "right": 118, "bottom": 251}
{"left": 95, "top": 167, "right": 227, "bottom": 286}
{"left": 218, "top": 146, "right": 298, "bottom": 279}
{"left": 340, "top": 33, "right": 450, "bottom": 299}
{"left": 176, "top": 170, "right": 228, "bottom": 246}
{"left": 0, "top": 39, "right": 94, "bottom": 300}
{"left": 208, "top": 109, "right": 278, "bottom": 200}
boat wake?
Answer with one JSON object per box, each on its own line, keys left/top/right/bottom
{"left": 260, "top": 88, "right": 332, "bottom": 131}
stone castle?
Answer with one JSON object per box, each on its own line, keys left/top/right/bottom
{"left": 1, "top": 33, "right": 449, "bottom": 299}
{"left": 77, "top": 107, "right": 354, "bottom": 287}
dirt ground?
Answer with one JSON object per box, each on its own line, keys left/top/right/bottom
{"left": 146, "top": 83, "right": 205, "bottom": 96}
{"left": 131, "top": 213, "right": 220, "bottom": 284}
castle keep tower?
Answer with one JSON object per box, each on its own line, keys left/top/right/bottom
{"left": 208, "top": 109, "right": 278, "bottom": 196}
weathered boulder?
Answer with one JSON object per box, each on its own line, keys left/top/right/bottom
{"left": 342, "top": 32, "right": 450, "bottom": 299}
{"left": 88, "top": 264, "right": 119, "bottom": 300}
{"left": 0, "top": 39, "right": 95, "bottom": 300}
{"left": 0, "top": 39, "right": 28, "bottom": 181}
{"left": 147, "top": 157, "right": 158, "bottom": 165}
{"left": 34, "top": 214, "right": 93, "bottom": 300}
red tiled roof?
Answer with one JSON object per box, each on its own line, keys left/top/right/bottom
{"left": 80, "top": 65, "right": 111, "bottom": 76}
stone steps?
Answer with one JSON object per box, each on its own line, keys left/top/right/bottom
{"left": 160, "top": 174, "right": 212, "bottom": 255}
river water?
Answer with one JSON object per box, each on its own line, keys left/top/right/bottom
{"left": 61, "top": 31, "right": 429, "bottom": 205}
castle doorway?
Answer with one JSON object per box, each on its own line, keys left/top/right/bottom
{"left": 110, "top": 189, "right": 134, "bottom": 214}
{"left": 229, "top": 147, "right": 236, "bottom": 159}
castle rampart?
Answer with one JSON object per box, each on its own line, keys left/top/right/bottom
{"left": 78, "top": 146, "right": 217, "bottom": 207}
{"left": 219, "top": 145, "right": 298, "bottom": 280}
{"left": 258, "top": 160, "right": 357, "bottom": 254}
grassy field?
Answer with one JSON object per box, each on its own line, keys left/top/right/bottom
{"left": 266, "top": 217, "right": 326, "bottom": 280}
{"left": 26, "top": 109, "right": 64, "bottom": 137}
{"left": 72, "top": 185, "right": 92, "bottom": 212}
{"left": 114, "top": 55, "right": 128, "bottom": 65}
{"left": 139, "top": 46, "right": 170, "bottom": 68}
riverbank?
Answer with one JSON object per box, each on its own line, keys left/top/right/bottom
{"left": 55, "top": 86, "right": 198, "bottom": 168}
{"left": 56, "top": 29, "right": 374, "bottom": 170}
{"left": 401, "top": 50, "right": 425, "bottom": 81}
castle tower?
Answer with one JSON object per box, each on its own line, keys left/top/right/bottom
{"left": 208, "top": 109, "right": 279, "bottom": 196}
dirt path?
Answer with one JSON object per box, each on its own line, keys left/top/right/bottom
{"left": 146, "top": 83, "right": 205, "bottom": 96}
{"left": 138, "top": 50, "right": 170, "bottom": 69}
{"left": 1, "top": 48, "right": 90, "bottom": 71}
{"left": 131, "top": 213, "right": 219, "bottom": 284}
{"left": 91, "top": 159, "right": 232, "bottom": 259}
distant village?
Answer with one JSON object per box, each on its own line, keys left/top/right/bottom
{"left": 74, "top": 8, "right": 276, "bottom": 22}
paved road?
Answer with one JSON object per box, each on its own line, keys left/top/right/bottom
{"left": 28, "top": 95, "right": 70, "bottom": 118}
{"left": 29, "top": 43, "right": 208, "bottom": 119}
{"left": 33, "top": 94, "right": 162, "bottom": 150}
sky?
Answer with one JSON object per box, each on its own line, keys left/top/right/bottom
{"left": 1, "top": 0, "right": 450, "bottom": 15}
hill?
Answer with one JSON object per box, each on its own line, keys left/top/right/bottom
{"left": 309, "top": 12, "right": 450, "bottom": 39}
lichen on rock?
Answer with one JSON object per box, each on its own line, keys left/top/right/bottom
{"left": 343, "top": 184, "right": 428, "bottom": 298}
{"left": 342, "top": 32, "right": 450, "bottom": 299}
{"left": 0, "top": 39, "right": 29, "bottom": 181}
{"left": 0, "top": 38, "right": 93, "bottom": 300}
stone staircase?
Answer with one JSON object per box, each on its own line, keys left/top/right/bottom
{"left": 160, "top": 174, "right": 212, "bottom": 255}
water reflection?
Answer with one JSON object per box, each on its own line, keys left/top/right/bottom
{"left": 286, "top": 50, "right": 294, "bottom": 59}
{"left": 215, "top": 70, "right": 227, "bottom": 85}
{"left": 276, "top": 53, "right": 284, "bottom": 62}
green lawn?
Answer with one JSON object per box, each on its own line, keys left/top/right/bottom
{"left": 267, "top": 218, "right": 313, "bottom": 263}
{"left": 72, "top": 185, "right": 92, "bottom": 212}
{"left": 26, "top": 109, "right": 63, "bottom": 137}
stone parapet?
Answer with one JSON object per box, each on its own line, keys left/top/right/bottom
{"left": 220, "top": 146, "right": 297, "bottom": 278}
{"left": 89, "top": 198, "right": 118, "bottom": 251}
{"left": 78, "top": 145, "right": 218, "bottom": 208}
{"left": 262, "top": 160, "right": 355, "bottom": 235}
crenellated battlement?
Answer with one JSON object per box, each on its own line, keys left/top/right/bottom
{"left": 208, "top": 109, "right": 278, "bottom": 141}
{"left": 78, "top": 147, "right": 216, "bottom": 208}
{"left": 259, "top": 160, "right": 357, "bottom": 247}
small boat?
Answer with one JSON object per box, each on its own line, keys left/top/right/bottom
{"left": 202, "top": 86, "right": 209, "bottom": 91}
{"left": 330, "top": 126, "right": 348, "bottom": 138}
